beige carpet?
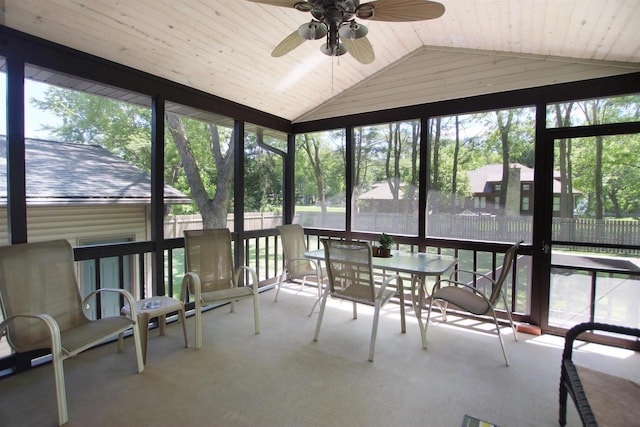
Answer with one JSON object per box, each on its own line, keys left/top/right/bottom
{"left": 0, "top": 287, "right": 638, "bottom": 427}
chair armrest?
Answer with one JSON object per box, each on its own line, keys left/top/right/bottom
{"left": 181, "top": 272, "right": 202, "bottom": 303}
{"left": 235, "top": 265, "right": 260, "bottom": 296}
{"left": 0, "top": 313, "right": 63, "bottom": 355}
{"left": 448, "top": 269, "right": 496, "bottom": 285}
{"left": 563, "top": 322, "right": 640, "bottom": 362}
{"left": 286, "top": 257, "right": 324, "bottom": 282}
{"left": 83, "top": 288, "right": 138, "bottom": 319}
{"left": 376, "top": 274, "right": 402, "bottom": 299}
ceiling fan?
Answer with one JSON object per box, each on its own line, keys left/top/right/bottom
{"left": 247, "top": 0, "right": 445, "bottom": 64}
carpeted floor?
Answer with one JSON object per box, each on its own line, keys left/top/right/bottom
{"left": 0, "top": 286, "right": 638, "bottom": 427}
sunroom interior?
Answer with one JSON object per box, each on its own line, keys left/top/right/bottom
{"left": 0, "top": 1, "right": 639, "bottom": 425}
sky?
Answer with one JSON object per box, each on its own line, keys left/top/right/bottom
{"left": 0, "top": 74, "right": 61, "bottom": 139}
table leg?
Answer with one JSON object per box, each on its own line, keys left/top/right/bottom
{"left": 159, "top": 314, "right": 167, "bottom": 336}
{"left": 398, "top": 277, "right": 406, "bottom": 333}
{"left": 411, "top": 275, "right": 428, "bottom": 349}
{"left": 138, "top": 312, "right": 150, "bottom": 365}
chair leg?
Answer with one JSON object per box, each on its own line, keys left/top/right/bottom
{"left": 502, "top": 293, "right": 519, "bottom": 342}
{"left": 559, "top": 377, "right": 568, "bottom": 426}
{"left": 440, "top": 301, "right": 448, "bottom": 322}
{"left": 308, "top": 295, "right": 321, "bottom": 317}
{"left": 352, "top": 301, "right": 358, "bottom": 319}
{"left": 195, "top": 302, "right": 203, "bottom": 350}
{"left": 253, "top": 295, "right": 261, "bottom": 334}
{"left": 117, "top": 332, "right": 124, "bottom": 353}
{"left": 179, "top": 307, "right": 189, "bottom": 348}
{"left": 313, "top": 287, "right": 330, "bottom": 342}
{"left": 308, "top": 274, "right": 324, "bottom": 316}
{"left": 52, "top": 351, "right": 68, "bottom": 426}
{"left": 274, "top": 271, "right": 286, "bottom": 302}
{"left": 490, "top": 308, "right": 510, "bottom": 366}
{"left": 369, "top": 301, "right": 382, "bottom": 362}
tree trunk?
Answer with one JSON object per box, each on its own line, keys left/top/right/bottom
{"left": 496, "top": 110, "right": 513, "bottom": 212}
{"left": 451, "top": 116, "right": 460, "bottom": 210}
{"left": 301, "top": 134, "right": 327, "bottom": 214}
{"left": 432, "top": 117, "right": 441, "bottom": 191}
{"left": 166, "top": 113, "right": 232, "bottom": 228}
{"left": 555, "top": 102, "right": 574, "bottom": 218}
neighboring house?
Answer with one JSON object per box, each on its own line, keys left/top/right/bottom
{"left": 466, "top": 163, "right": 579, "bottom": 216}
{"left": 357, "top": 181, "right": 416, "bottom": 214}
{"left": 357, "top": 164, "right": 579, "bottom": 217}
{"left": 0, "top": 137, "right": 190, "bottom": 309}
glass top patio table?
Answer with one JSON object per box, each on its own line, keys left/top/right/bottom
{"left": 304, "top": 249, "right": 457, "bottom": 334}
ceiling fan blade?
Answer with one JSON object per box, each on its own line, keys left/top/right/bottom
{"left": 272, "top": 30, "right": 306, "bottom": 57}
{"left": 357, "top": 0, "right": 445, "bottom": 22}
{"left": 245, "top": 0, "right": 300, "bottom": 8}
{"left": 342, "top": 37, "right": 375, "bottom": 65}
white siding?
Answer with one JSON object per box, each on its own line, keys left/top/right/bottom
{"left": 0, "top": 205, "right": 148, "bottom": 245}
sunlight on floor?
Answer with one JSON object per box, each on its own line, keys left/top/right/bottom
{"left": 279, "top": 286, "right": 637, "bottom": 360}
{"left": 528, "top": 334, "right": 636, "bottom": 359}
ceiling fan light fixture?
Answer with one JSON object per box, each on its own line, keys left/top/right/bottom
{"left": 298, "top": 21, "right": 328, "bottom": 40}
{"left": 355, "top": 3, "right": 375, "bottom": 20}
{"left": 250, "top": 0, "right": 446, "bottom": 64}
{"left": 338, "top": 20, "right": 368, "bottom": 40}
{"left": 321, "top": 42, "right": 347, "bottom": 57}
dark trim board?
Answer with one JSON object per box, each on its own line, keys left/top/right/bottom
{"left": 292, "top": 72, "right": 640, "bottom": 133}
{"left": 0, "top": 25, "right": 292, "bottom": 134}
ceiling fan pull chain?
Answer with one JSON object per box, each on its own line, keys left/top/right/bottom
{"left": 332, "top": 57, "right": 335, "bottom": 94}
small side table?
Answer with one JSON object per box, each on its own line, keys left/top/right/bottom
{"left": 121, "top": 296, "right": 188, "bottom": 364}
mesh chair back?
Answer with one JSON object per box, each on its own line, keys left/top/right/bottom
{"left": 184, "top": 229, "right": 235, "bottom": 294}
{"left": 321, "top": 239, "right": 375, "bottom": 304}
{"left": 487, "top": 242, "right": 521, "bottom": 306}
{"left": 0, "top": 240, "right": 87, "bottom": 352}
{"left": 277, "top": 224, "right": 315, "bottom": 278}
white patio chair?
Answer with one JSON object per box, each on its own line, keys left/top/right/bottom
{"left": 182, "top": 228, "right": 260, "bottom": 349}
{"left": 425, "top": 241, "right": 521, "bottom": 366}
{"left": 274, "top": 224, "right": 324, "bottom": 315}
{"left": 0, "top": 239, "right": 144, "bottom": 426}
{"left": 313, "top": 239, "right": 402, "bottom": 362}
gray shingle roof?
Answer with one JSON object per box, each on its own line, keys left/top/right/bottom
{"left": 0, "top": 137, "right": 190, "bottom": 205}
{"left": 467, "top": 163, "right": 564, "bottom": 193}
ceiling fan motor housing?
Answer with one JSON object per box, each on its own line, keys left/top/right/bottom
{"left": 308, "top": 0, "right": 358, "bottom": 23}
{"left": 252, "top": 0, "right": 446, "bottom": 64}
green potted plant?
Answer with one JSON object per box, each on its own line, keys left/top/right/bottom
{"left": 376, "top": 233, "right": 394, "bottom": 257}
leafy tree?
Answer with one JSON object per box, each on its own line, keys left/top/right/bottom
{"left": 495, "top": 109, "right": 514, "bottom": 211}
{"left": 298, "top": 133, "right": 328, "bottom": 214}
{"left": 244, "top": 130, "right": 283, "bottom": 212}
{"left": 553, "top": 102, "right": 575, "bottom": 218}
{"left": 31, "top": 88, "right": 152, "bottom": 172}
{"left": 573, "top": 95, "right": 640, "bottom": 218}
{"left": 430, "top": 117, "right": 442, "bottom": 192}
{"left": 31, "top": 86, "right": 235, "bottom": 227}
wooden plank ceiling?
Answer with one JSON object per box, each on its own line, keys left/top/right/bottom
{"left": 4, "top": 0, "right": 640, "bottom": 124}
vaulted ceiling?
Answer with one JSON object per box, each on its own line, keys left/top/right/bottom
{"left": 3, "top": 0, "right": 640, "bottom": 124}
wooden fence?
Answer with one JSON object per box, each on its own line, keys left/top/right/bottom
{"left": 165, "top": 212, "right": 640, "bottom": 251}
{"left": 164, "top": 212, "right": 282, "bottom": 238}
